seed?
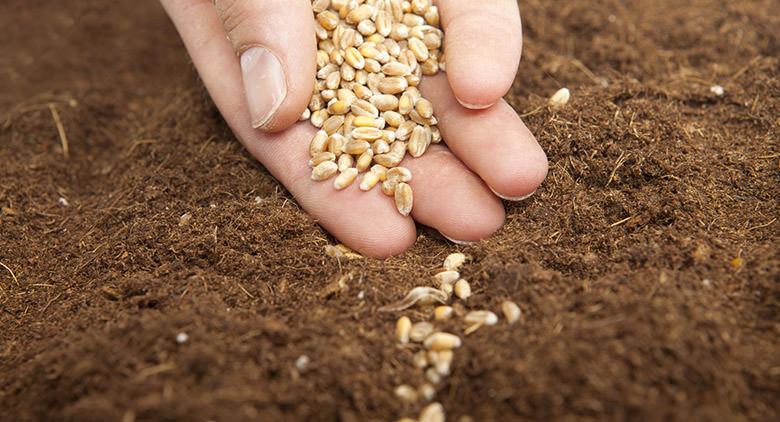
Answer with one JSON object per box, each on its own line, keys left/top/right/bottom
{"left": 381, "top": 179, "right": 398, "bottom": 196}
{"left": 309, "top": 130, "right": 330, "bottom": 156}
{"left": 464, "top": 310, "right": 498, "bottom": 327}
{"left": 408, "top": 125, "right": 431, "bottom": 157}
{"left": 415, "top": 98, "right": 433, "bottom": 119}
{"left": 310, "top": 109, "right": 328, "bottom": 128}
{"left": 433, "top": 270, "right": 459, "bottom": 286}
{"left": 325, "top": 70, "right": 341, "bottom": 90}
{"left": 357, "top": 19, "right": 376, "bottom": 36}
{"left": 311, "top": 161, "right": 339, "bottom": 181}
{"left": 395, "top": 182, "right": 413, "bottom": 216}
{"left": 343, "top": 47, "right": 365, "bottom": 70}
{"left": 334, "top": 168, "right": 358, "bottom": 190}
{"left": 337, "top": 153, "right": 354, "bottom": 172}
{"left": 439, "top": 281, "right": 453, "bottom": 297}
{"left": 431, "top": 126, "right": 442, "bottom": 143}
{"left": 351, "top": 99, "right": 379, "bottom": 117}
{"left": 408, "top": 37, "right": 429, "bottom": 61}
{"left": 373, "top": 139, "right": 391, "bottom": 154}
{"left": 309, "top": 151, "right": 336, "bottom": 167}
{"left": 419, "top": 402, "right": 445, "bottom": 422}
{"left": 501, "top": 301, "right": 522, "bottom": 325}
{"left": 423, "top": 32, "right": 442, "bottom": 50}
{"left": 395, "top": 316, "right": 412, "bottom": 344}
{"left": 424, "top": 332, "right": 462, "bottom": 351}
{"left": 370, "top": 164, "right": 389, "bottom": 180}
{"left": 454, "top": 279, "right": 471, "bottom": 300}
{"left": 429, "top": 349, "right": 454, "bottom": 376}
{"left": 378, "top": 286, "right": 448, "bottom": 312}
{"left": 370, "top": 94, "right": 400, "bottom": 111}
{"left": 424, "top": 6, "right": 440, "bottom": 26}
{"left": 382, "top": 61, "right": 411, "bottom": 76}
{"left": 381, "top": 129, "right": 397, "bottom": 143}
{"left": 312, "top": 0, "right": 330, "bottom": 13}
{"left": 300, "top": 108, "right": 311, "bottom": 121}
{"left": 374, "top": 151, "right": 403, "bottom": 168}
{"left": 343, "top": 139, "right": 371, "bottom": 155}
{"left": 413, "top": 350, "right": 429, "bottom": 368}
{"left": 346, "top": 4, "right": 373, "bottom": 24}
{"left": 387, "top": 166, "right": 412, "bottom": 183}
{"left": 398, "top": 92, "right": 415, "bottom": 115}
{"left": 353, "top": 116, "right": 383, "bottom": 128}
{"left": 327, "top": 133, "right": 346, "bottom": 156}
{"left": 394, "top": 384, "right": 418, "bottom": 403}
{"left": 425, "top": 367, "right": 442, "bottom": 384}
{"left": 549, "top": 87, "right": 571, "bottom": 109}
{"left": 322, "top": 115, "right": 345, "bottom": 135}
{"left": 327, "top": 100, "right": 351, "bottom": 115}
{"left": 359, "top": 171, "right": 381, "bottom": 191}
{"left": 384, "top": 110, "right": 405, "bottom": 127}
{"left": 433, "top": 305, "right": 453, "bottom": 321}
{"left": 352, "top": 127, "right": 383, "bottom": 140}
{"left": 443, "top": 253, "right": 466, "bottom": 271}
{"left": 316, "top": 10, "right": 339, "bottom": 30}
{"left": 409, "top": 321, "right": 435, "bottom": 342}
{"left": 356, "top": 149, "right": 374, "bottom": 171}
{"left": 418, "top": 383, "right": 436, "bottom": 401}
{"left": 379, "top": 77, "right": 409, "bottom": 94}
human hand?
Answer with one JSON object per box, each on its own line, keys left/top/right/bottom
{"left": 161, "top": 0, "right": 547, "bottom": 257}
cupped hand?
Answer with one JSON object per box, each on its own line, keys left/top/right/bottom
{"left": 161, "top": 0, "right": 548, "bottom": 258}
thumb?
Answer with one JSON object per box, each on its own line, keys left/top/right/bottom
{"left": 215, "top": 0, "right": 315, "bottom": 132}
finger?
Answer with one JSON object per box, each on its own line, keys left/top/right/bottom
{"left": 162, "top": 0, "right": 416, "bottom": 258}
{"left": 403, "top": 145, "right": 505, "bottom": 244}
{"left": 210, "top": 0, "right": 316, "bottom": 132}
{"left": 420, "top": 74, "right": 548, "bottom": 200}
{"left": 437, "top": 0, "right": 523, "bottom": 109}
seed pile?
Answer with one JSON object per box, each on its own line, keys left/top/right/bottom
{"left": 306, "top": 0, "right": 445, "bottom": 216}
{"left": 384, "top": 252, "right": 524, "bottom": 421}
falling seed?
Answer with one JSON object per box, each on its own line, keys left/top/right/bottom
{"left": 295, "top": 355, "right": 310, "bottom": 372}
{"left": 178, "top": 212, "right": 192, "bottom": 226}
{"left": 425, "top": 367, "right": 442, "bottom": 384}
{"left": 549, "top": 87, "right": 570, "bottom": 109}
{"left": 418, "top": 383, "right": 436, "bottom": 401}
{"left": 379, "top": 287, "right": 448, "bottom": 312}
{"left": 433, "top": 305, "right": 453, "bottom": 321}
{"left": 413, "top": 350, "right": 429, "bottom": 368}
{"left": 501, "top": 301, "right": 522, "bottom": 325}
{"left": 454, "top": 279, "right": 471, "bottom": 300}
{"left": 409, "top": 321, "right": 435, "bottom": 342}
{"left": 394, "top": 384, "right": 418, "bottom": 403}
{"left": 432, "top": 270, "right": 459, "bottom": 286}
{"left": 464, "top": 310, "right": 498, "bottom": 326}
{"left": 58, "top": 197, "right": 70, "bottom": 207}
{"left": 175, "top": 332, "right": 189, "bottom": 344}
{"left": 710, "top": 85, "right": 725, "bottom": 96}
{"left": 396, "top": 316, "right": 412, "bottom": 344}
{"left": 424, "top": 332, "right": 462, "bottom": 351}
{"left": 443, "top": 253, "right": 467, "bottom": 271}
{"left": 419, "top": 402, "right": 445, "bottom": 422}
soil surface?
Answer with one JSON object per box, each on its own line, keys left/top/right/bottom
{"left": 1, "top": 1, "right": 778, "bottom": 421}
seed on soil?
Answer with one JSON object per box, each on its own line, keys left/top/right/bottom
{"left": 424, "top": 332, "right": 462, "bottom": 351}
{"left": 454, "top": 279, "right": 471, "bottom": 300}
{"left": 413, "top": 350, "right": 429, "bottom": 368}
{"left": 425, "top": 367, "right": 442, "bottom": 384}
{"left": 175, "top": 332, "right": 189, "bottom": 344}
{"left": 304, "top": 0, "right": 445, "bottom": 215}
{"left": 429, "top": 349, "right": 454, "bottom": 376}
{"left": 433, "top": 270, "right": 459, "bottom": 286}
{"left": 443, "top": 253, "right": 467, "bottom": 271}
{"left": 394, "top": 384, "right": 418, "bottom": 403}
{"left": 501, "top": 301, "right": 522, "bottom": 325}
{"left": 419, "top": 402, "right": 445, "bottom": 422}
{"left": 295, "top": 355, "right": 310, "bottom": 372}
{"left": 433, "top": 305, "right": 453, "bottom": 321}
{"left": 396, "top": 316, "right": 412, "bottom": 344}
{"left": 409, "top": 321, "right": 435, "bottom": 342}
{"left": 379, "top": 287, "right": 448, "bottom": 312}
{"left": 418, "top": 383, "right": 436, "bottom": 401}
{"left": 463, "top": 310, "right": 498, "bottom": 334}
{"left": 549, "top": 87, "right": 571, "bottom": 109}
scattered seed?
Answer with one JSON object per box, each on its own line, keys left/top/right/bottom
{"left": 395, "top": 182, "right": 413, "bottom": 216}
{"left": 501, "top": 301, "right": 522, "bottom": 325}
{"left": 394, "top": 384, "right": 418, "bottom": 403}
{"left": 396, "top": 316, "right": 412, "bottom": 344}
{"left": 418, "top": 383, "right": 436, "bottom": 401}
{"left": 443, "top": 253, "right": 467, "bottom": 271}
{"left": 413, "top": 350, "right": 429, "bottom": 368}
{"left": 379, "top": 287, "right": 448, "bottom": 312}
{"left": 420, "top": 402, "right": 445, "bottom": 422}
{"left": 334, "top": 168, "right": 358, "bottom": 189}
{"left": 425, "top": 367, "right": 442, "bottom": 384}
{"left": 464, "top": 310, "right": 498, "bottom": 326}
{"left": 424, "top": 332, "right": 462, "bottom": 351}
{"left": 549, "top": 87, "right": 571, "bottom": 109}
{"left": 433, "top": 270, "right": 459, "bottom": 286}
{"left": 409, "top": 321, "right": 435, "bottom": 343}
{"left": 295, "top": 355, "right": 310, "bottom": 372}
{"left": 433, "top": 305, "right": 453, "bottom": 321}
{"left": 429, "top": 349, "right": 454, "bottom": 376}
{"left": 311, "top": 160, "right": 339, "bottom": 181}
{"left": 454, "top": 279, "right": 471, "bottom": 300}
{"left": 175, "top": 332, "right": 189, "bottom": 344}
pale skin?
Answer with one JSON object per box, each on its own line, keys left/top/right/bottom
{"left": 161, "top": 0, "right": 548, "bottom": 258}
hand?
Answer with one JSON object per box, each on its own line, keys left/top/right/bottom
{"left": 161, "top": 0, "right": 548, "bottom": 258}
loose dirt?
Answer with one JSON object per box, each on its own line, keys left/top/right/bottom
{"left": 1, "top": 0, "right": 778, "bottom": 421}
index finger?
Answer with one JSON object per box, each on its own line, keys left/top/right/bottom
{"left": 437, "top": 0, "right": 523, "bottom": 109}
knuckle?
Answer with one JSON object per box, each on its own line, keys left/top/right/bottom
{"left": 214, "top": 0, "right": 253, "bottom": 42}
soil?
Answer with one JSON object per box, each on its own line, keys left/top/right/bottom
{"left": 1, "top": 0, "right": 778, "bottom": 421}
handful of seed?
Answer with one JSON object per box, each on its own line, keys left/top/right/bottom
{"left": 306, "top": 0, "right": 445, "bottom": 216}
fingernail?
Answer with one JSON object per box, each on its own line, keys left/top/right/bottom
{"left": 490, "top": 187, "right": 536, "bottom": 202}
{"left": 441, "top": 233, "right": 476, "bottom": 245}
{"left": 240, "top": 46, "right": 287, "bottom": 129}
{"left": 456, "top": 97, "right": 494, "bottom": 110}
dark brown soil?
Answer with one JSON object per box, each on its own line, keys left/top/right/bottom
{"left": 1, "top": 1, "right": 778, "bottom": 421}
